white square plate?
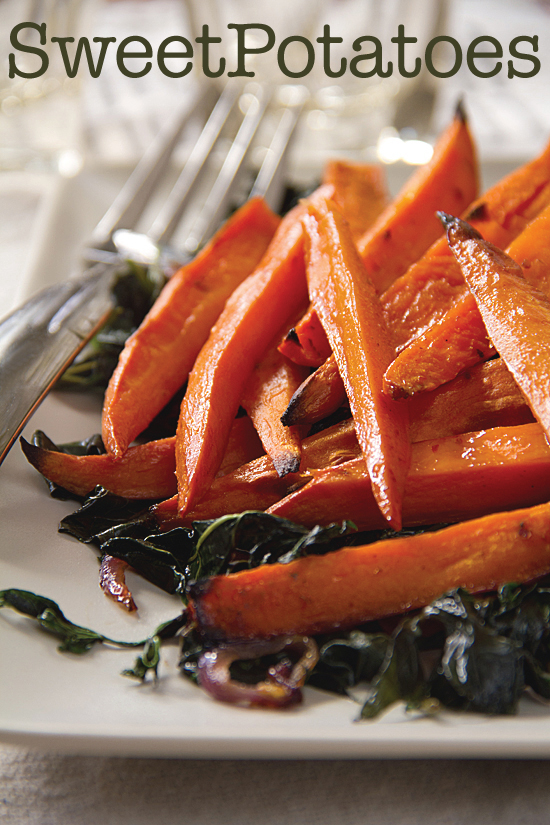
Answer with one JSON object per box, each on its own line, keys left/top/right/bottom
{"left": 2, "top": 161, "right": 550, "bottom": 758}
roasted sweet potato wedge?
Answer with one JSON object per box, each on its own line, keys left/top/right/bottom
{"left": 278, "top": 159, "right": 389, "bottom": 367}
{"left": 21, "top": 435, "right": 178, "bottom": 500}
{"left": 21, "top": 415, "right": 264, "bottom": 500}
{"left": 383, "top": 137, "right": 550, "bottom": 353}
{"left": 269, "top": 422, "right": 550, "bottom": 529}
{"left": 442, "top": 214, "right": 550, "bottom": 439}
{"left": 384, "top": 201, "right": 550, "bottom": 397}
{"left": 102, "top": 197, "right": 280, "bottom": 457}
{"left": 174, "top": 186, "right": 348, "bottom": 515}
{"left": 356, "top": 103, "right": 478, "bottom": 294}
{"left": 189, "top": 500, "right": 550, "bottom": 641}
{"left": 303, "top": 198, "right": 410, "bottom": 529}
{"left": 155, "top": 418, "right": 360, "bottom": 528}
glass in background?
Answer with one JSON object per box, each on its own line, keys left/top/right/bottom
{"left": 185, "top": 0, "right": 447, "bottom": 182}
{"left": 0, "top": 0, "right": 98, "bottom": 173}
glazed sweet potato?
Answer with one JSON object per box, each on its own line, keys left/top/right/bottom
{"left": 102, "top": 197, "right": 280, "bottom": 457}
{"left": 20, "top": 415, "right": 264, "bottom": 500}
{"left": 278, "top": 159, "right": 389, "bottom": 367}
{"left": 282, "top": 356, "right": 532, "bottom": 438}
{"left": 268, "top": 422, "right": 550, "bottom": 529}
{"left": 443, "top": 214, "right": 550, "bottom": 439}
{"left": 240, "top": 319, "right": 309, "bottom": 476}
{"left": 21, "top": 435, "right": 177, "bottom": 500}
{"left": 407, "top": 358, "right": 532, "bottom": 441}
{"left": 356, "top": 103, "right": 478, "bottom": 294}
{"left": 277, "top": 304, "right": 332, "bottom": 368}
{"left": 189, "top": 499, "right": 550, "bottom": 641}
{"left": 383, "top": 295, "right": 495, "bottom": 398}
{"left": 280, "top": 354, "right": 346, "bottom": 427}
{"left": 384, "top": 201, "right": 550, "bottom": 398}
{"left": 174, "top": 186, "right": 345, "bottom": 515}
{"left": 154, "top": 418, "right": 359, "bottom": 527}
{"left": 303, "top": 198, "right": 410, "bottom": 529}
{"left": 383, "top": 137, "right": 550, "bottom": 353}
{"left": 279, "top": 107, "right": 477, "bottom": 371}
{"left": 322, "top": 158, "right": 389, "bottom": 242}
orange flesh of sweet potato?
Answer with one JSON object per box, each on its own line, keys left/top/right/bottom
{"left": 278, "top": 160, "right": 389, "bottom": 368}
{"left": 383, "top": 201, "right": 550, "bottom": 398}
{"left": 407, "top": 358, "right": 533, "bottom": 441}
{"left": 154, "top": 418, "right": 359, "bottom": 528}
{"left": 443, "top": 215, "right": 550, "bottom": 440}
{"left": 356, "top": 106, "right": 478, "bottom": 295}
{"left": 281, "top": 108, "right": 478, "bottom": 371}
{"left": 383, "top": 138, "right": 550, "bottom": 352}
{"left": 102, "top": 197, "right": 280, "bottom": 457}
{"left": 240, "top": 317, "right": 309, "bottom": 476}
{"left": 277, "top": 306, "right": 332, "bottom": 368}
{"left": 322, "top": 158, "right": 390, "bottom": 242}
{"left": 175, "top": 197, "right": 314, "bottom": 515}
{"left": 268, "top": 422, "right": 550, "bottom": 530}
{"left": 281, "top": 355, "right": 347, "bottom": 427}
{"left": 383, "top": 293, "right": 495, "bottom": 398}
{"left": 21, "top": 436, "right": 178, "bottom": 500}
{"left": 283, "top": 354, "right": 532, "bottom": 437}
{"left": 303, "top": 200, "right": 410, "bottom": 529}
{"left": 279, "top": 110, "right": 477, "bottom": 389}
{"left": 20, "top": 415, "right": 264, "bottom": 501}
{"left": 214, "top": 415, "right": 265, "bottom": 477}
{"left": 189, "top": 499, "right": 550, "bottom": 641}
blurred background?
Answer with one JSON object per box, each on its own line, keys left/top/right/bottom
{"left": 1, "top": 0, "right": 550, "bottom": 311}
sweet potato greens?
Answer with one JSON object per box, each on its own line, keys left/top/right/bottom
{"left": 10, "top": 103, "right": 550, "bottom": 718}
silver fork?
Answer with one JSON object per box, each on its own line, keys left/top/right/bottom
{"left": 0, "top": 81, "right": 304, "bottom": 466}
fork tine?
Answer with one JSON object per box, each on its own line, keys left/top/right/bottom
{"left": 88, "top": 87, "right": 206, "bottom": 251}
{"left": 150, "top": 87, "right": 304, "bottom": 254}
{"left": 150, "top": 81, "right": 240, "bottom": 246}
{"left": 0, "top": 81, "right": 303, "bottom": 466}
{"left": 182, "top": 85, "right": 271, "bottom": 255}
{"left": 250, "top": 97, "right": 305, "bottom": 210}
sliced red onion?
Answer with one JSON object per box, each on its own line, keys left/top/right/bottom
{"left": 197, "top": 635, "right": 319, "bottom": 708}
{"left": 99, "top": 555, "right": 137, "bottom": 612}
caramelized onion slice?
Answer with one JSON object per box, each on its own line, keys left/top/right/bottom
{"left": 197, "top": 635, "right": 319, "bottom": 708}
{"left": 99, "top": 555, "right": 137, "bottom": 612}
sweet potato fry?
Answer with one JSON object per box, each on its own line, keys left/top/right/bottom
{"left": 281, "top": 355, "right": 346, "bottom": 427}
{"left": 383, "top": 296, "right": 495, "bottom": 398}
{"left": 155, "top": 418, "right": 359, "bottom": 528}
{"left": 21, "top": 435, "right": 177, "bottom": 500}
{"left": 268, "top": 422, "right": 550, "bottom": 529}
{"left": 442, "top": 214, "right": 550, "bottom": 439}
{"left": 322, "top": 158, "right": 389, "bottom": 242}
{"left": 175, "top": 190, "right": 337, "bottom": 515}
{"left": 384, "top": 202, "right": 550, "bottom": 397}
{"left": 407, "top": 358, "right": 533, "bottom": 441}
{"left": 356, "top": 103, "right": 478, "bottom": 294}
{"left": 384, "top": 137, "right": 550, "bottom": 352}
{"left": 214, "top": 415, "right": 265, "bottom": 476}
{"left": 278, "top": 160, "right": 389, "bottom": 367}
{"left": 283, "top": 356, "right": 532, "bottom": 437}
{"left": 241, "top": 320, "right": 309, "bottom": 476}
{"left": 277, "top": 305, "right": 332, "bottom": 368}
{"left": 20, "top": 415, "right": 263, "bottom": 500}
{"left": 189, "top": 499, "right": 550, "bottom": 641}
{"left": 279, "top": 109, "right": 477, "bottom": 368}
{"left": 303, "top": 199, "right": 410, "bottom": 529}
{"left": 102, "top": 197, "right": 280, "bottom": 457}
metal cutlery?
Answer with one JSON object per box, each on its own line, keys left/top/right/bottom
{"left": 0, "top": 81, "right": 304, "bottom": 465}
